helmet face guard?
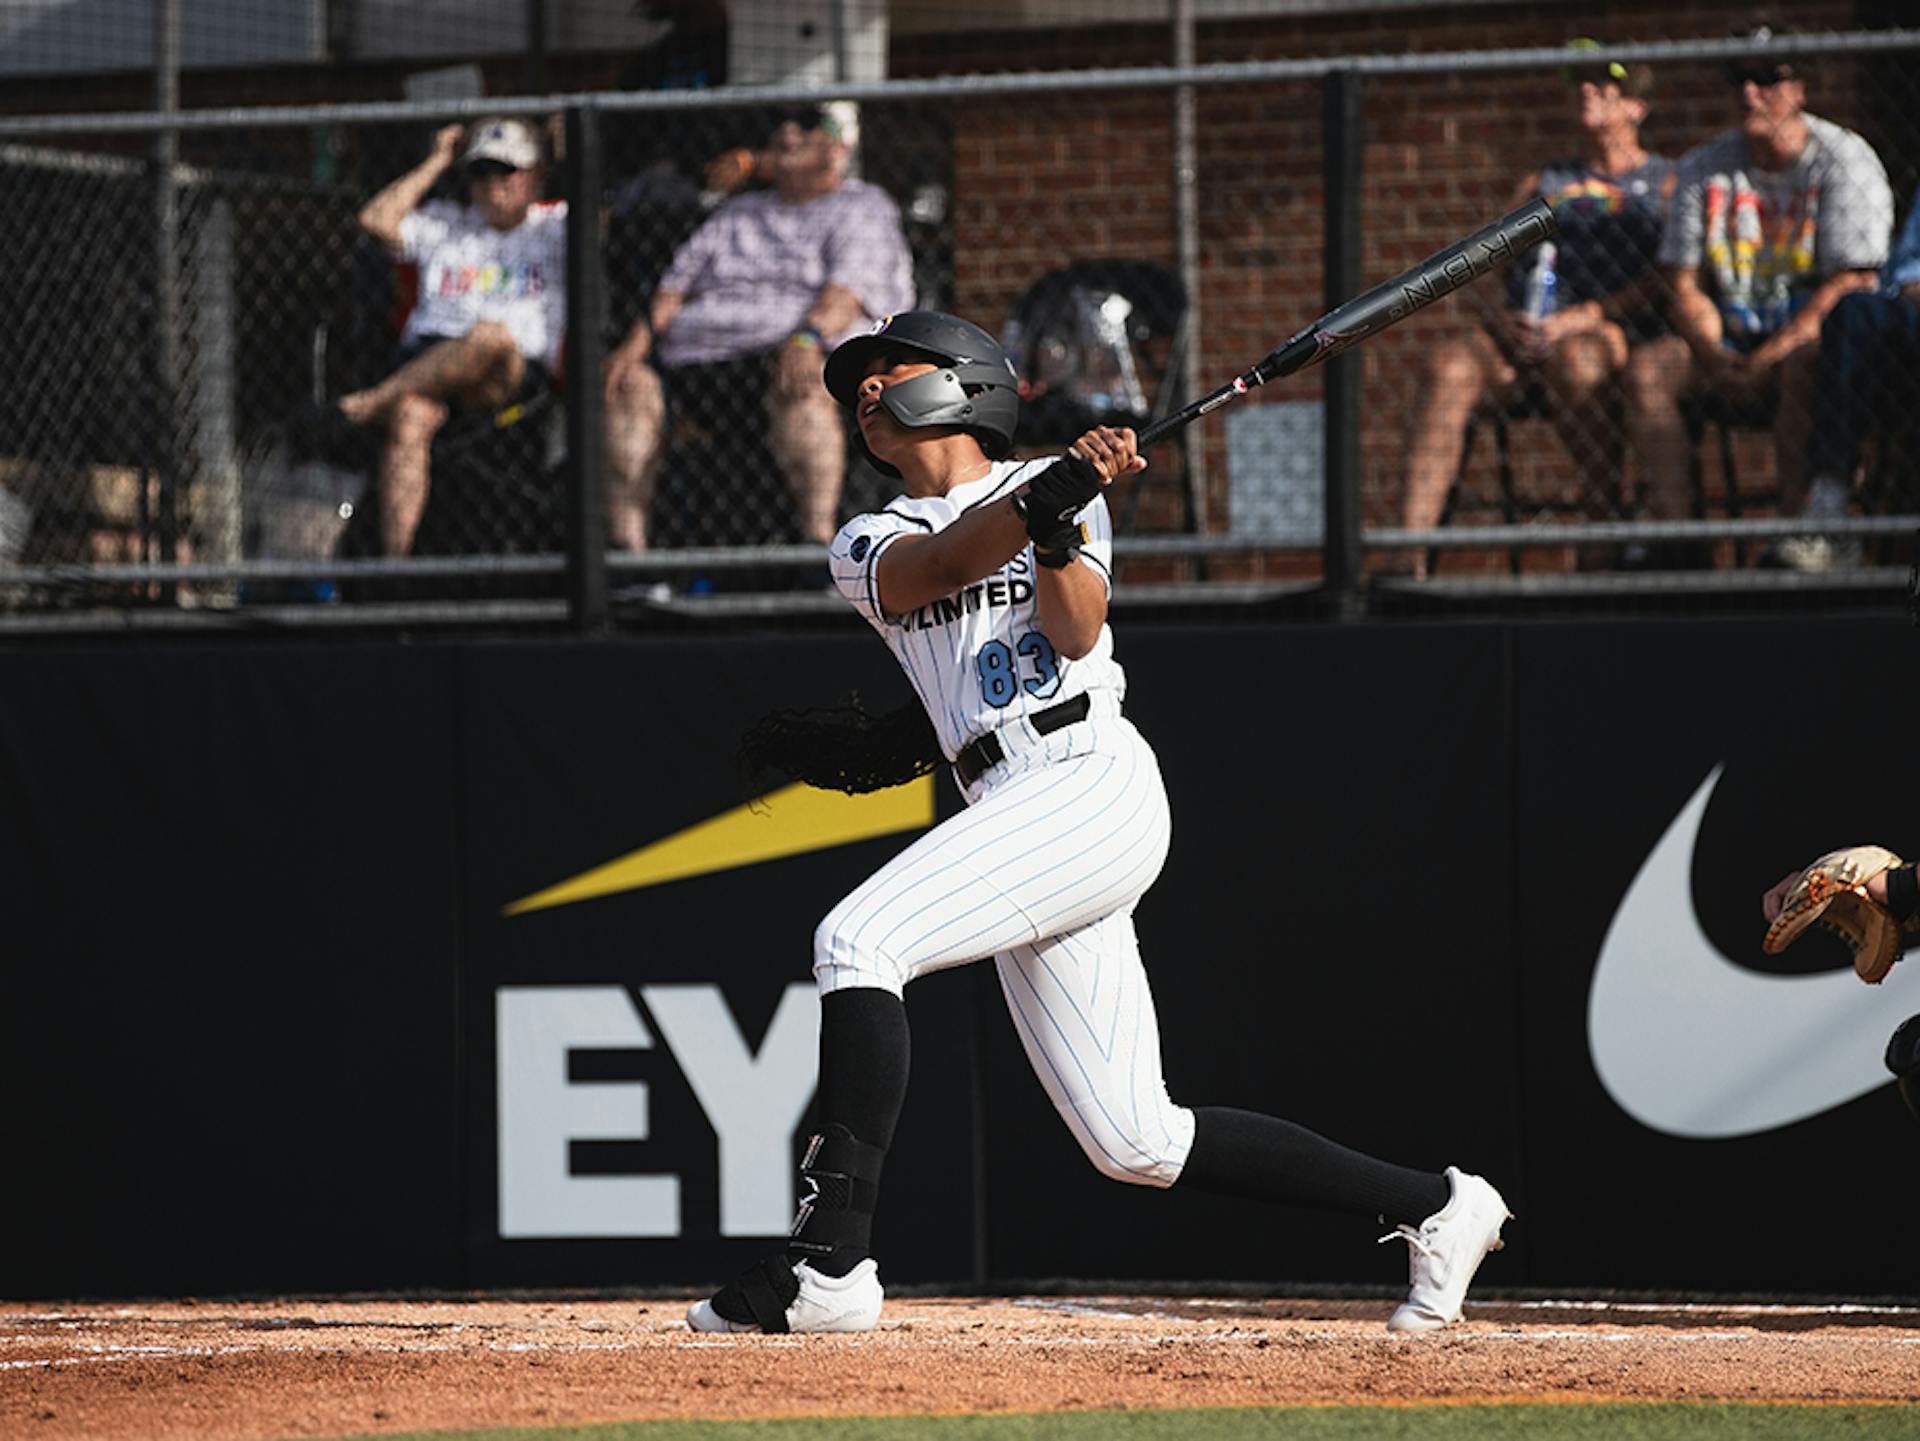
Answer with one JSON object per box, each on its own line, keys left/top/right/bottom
{"left": 875, "top": 368, "right": 982, "bottom": 433}
{"left": 824, "top": 311, "right": 1021, "bottom": 478}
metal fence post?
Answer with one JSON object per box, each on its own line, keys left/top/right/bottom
{"left": 151, "top": 0, "right": 182, "bottom": 587}
{"left": 1321, "top": 67, "right": 1363, "bottom": 619}
{"left": 564, "top": 103, "right": 608, "bottom": 633}
{"left": 1172, "top": 0, "right": 1207, "bottom": 544}
{"left": 526, "top": 0, "right": 549, "bottom": 95}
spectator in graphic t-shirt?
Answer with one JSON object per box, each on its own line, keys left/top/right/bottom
{"left": 1397, "top": 42, "right": 1674, "bottom": 575}
{"left": 602, "top": 102, "right": 914, "bottom": 550}
{"left": 334, "top": 119, "right": 567, "bottom": 557}
{"left": 1624, "top": 24, "right": 1891, "bottom": 567}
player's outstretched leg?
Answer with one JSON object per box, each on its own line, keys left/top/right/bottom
{"left": 1381, "top": 1166, "right": 1513, "bottom": 1333}
{"left": 1178, "top": 1109, "right": 1510, "bottom": 1333}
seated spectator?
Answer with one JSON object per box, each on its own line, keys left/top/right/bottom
{"left": 1398, "top": 44, "right": 1673, "bottom": 575}
{"left": 327, "top": 119, "right": 567, "bottom": 557}
{"left": 1795, "top": 182, "right": 1920, "bottom": 567}
{"left": 603, "top": 102, "right": 915, "bottom": 550}
{"left": 1624, "top": 23, "right": 1892, "bottom": 569}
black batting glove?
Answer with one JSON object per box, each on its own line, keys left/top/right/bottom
{"left": 1018, "top": 452, "right": 1103, "bottom": 546}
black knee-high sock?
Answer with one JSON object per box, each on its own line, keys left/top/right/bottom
{"left": 817, "top": 987, "right": 911, "bottom": 1148}
{"left": 793, "top": 988, "right": 910, "bottom": 1275}
{"left": 1180, "top": 1106, "right": 1449, "bottom": 1228}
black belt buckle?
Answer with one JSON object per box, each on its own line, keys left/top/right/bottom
{"left": 954, "top": 692, "right": 1093, "bottom": 787}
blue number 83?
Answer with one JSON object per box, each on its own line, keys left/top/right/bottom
{"left": 977, "top": 631, "right": 1062, "bottom": 708}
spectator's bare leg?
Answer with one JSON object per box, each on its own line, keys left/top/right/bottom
{"left": 605, "top": 362, "right": 666, "bottom": 551}
{"left": 769, "top": 384, "right": 846, "bottom": 546}
{"left": 1623, "top": 335, "right": 1695, "bottom": 519}
{"left": 1772, "top": 343, "right": 1818, "bottom": 514}
{"left": 1542, "top": 327, "right": 1629, "bottom": 508}
{"left": 1398, "top": 331, "right": 1509, "bottom": 573}
{"left": 341, "top": 323, "right": 525, "bottom": 426}
{"left": 380, "top": 393, "right": 449, "bottom": 556}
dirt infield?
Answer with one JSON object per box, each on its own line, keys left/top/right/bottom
{"left": 5, "top": 1293, "right": 1919, "bottom": 1441}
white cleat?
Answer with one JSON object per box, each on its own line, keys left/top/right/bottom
{"left": 686, "top": 1257, "right": 884, "bottom": 1334}
{"left": 1383, "top": 1166, "right": 1512, "bottom": 1333}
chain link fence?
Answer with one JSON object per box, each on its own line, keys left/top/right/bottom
{"left": 0, "top": 9, "right": 1915, "bottom": 629}
{"left": 1356, "top": 23, "right": 1920, "bottom": 617}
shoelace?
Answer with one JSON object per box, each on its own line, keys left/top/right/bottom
{"left": 1378, "top": 1223, "right": 1437, "bottom": 1258}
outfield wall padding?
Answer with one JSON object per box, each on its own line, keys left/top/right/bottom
{"left": 4, "top": 618, "right": 1916, "bottom": 1298}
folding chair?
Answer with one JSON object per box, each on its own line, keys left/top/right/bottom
{"left": 1434, "top": 382, "right": 1627, "bottom": 574}
{"left": 1001, "top": 259, "right": 1191, "bottom": 534}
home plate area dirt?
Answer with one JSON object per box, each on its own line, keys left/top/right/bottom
{"left": 5, "top": 1293, "right": 1919, "bottom": 1440}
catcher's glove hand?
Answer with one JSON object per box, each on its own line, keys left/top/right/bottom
{"left": 1762, "top": 845, "right": 1916, "bottom": 984}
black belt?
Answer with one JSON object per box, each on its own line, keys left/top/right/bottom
{"left": 953, "top": 692, "right": 1093, "bottom": 787}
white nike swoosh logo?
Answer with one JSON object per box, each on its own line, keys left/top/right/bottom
{"left": 1588, "top": 764, "right": 1920, "bottom": 1139}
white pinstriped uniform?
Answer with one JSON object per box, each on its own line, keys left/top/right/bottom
{"left": 817, "top": 462, "right": 1195, "bottom": 1187}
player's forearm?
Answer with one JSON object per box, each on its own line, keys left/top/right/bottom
{"left": 1033, "top": 564, "right": 1107, "bottom": 659}
{"left": 875, "top": 501, "right": 1032, "bottom": 616}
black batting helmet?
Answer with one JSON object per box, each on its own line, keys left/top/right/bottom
{"left": 824, "top": 311, "right": 1021, "bottom": 477}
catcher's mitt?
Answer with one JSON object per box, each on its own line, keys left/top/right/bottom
{"left": 1762, "top": 845, "right": 1916, "bottom": 984}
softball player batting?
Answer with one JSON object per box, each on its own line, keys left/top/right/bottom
{"left": 689, "top": 310, "right": 1511, "bottom": 1336}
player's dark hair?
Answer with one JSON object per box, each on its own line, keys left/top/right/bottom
{"left": 740, "top": 696, "right": 943, "bottom": 796}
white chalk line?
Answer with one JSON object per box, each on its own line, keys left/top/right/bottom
{"left": 1509, "top": 1299, "right": 1920, "bottom": 1318}
{"left": 1014, "top": 1298, "right": 1920, "bottom": 1320}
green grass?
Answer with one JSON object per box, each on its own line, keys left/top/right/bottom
{"left": 327, "top": 1402, "right": 1920, "bottom": 1441}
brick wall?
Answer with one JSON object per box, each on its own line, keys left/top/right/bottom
{"left": 897, "top": 0, "right": 1906, "bottom": 564}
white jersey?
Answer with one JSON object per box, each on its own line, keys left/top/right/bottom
{"left": 829, "top": 458, "right": 1126, "bottom": 766}
{"left": 818, "top": 457, "right": 1187, "bottom": 1191}
{"left": 397, "top": 199, "right": 568, "bottom": 369}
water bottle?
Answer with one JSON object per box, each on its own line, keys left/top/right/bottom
{"left": 1524, "top": 242, "right": 1558, "bottom": 319}
{"left": 1521, "top": 242, "right": 1558, "bottom": 358}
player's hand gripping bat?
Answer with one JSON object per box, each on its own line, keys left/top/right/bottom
{"left": 1137, "top": 197, "right": 1558, "bottom": 449}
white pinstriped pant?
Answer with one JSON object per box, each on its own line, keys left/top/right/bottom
{"left": 814, "top": 700, "right": 1195, "bottom": 1187}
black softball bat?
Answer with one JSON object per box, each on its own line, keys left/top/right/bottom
{"left": 1138, "top": 196, "right": 1557, "bottom": 449}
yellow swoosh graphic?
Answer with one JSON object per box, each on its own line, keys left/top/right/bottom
{"left": 503, "top": 776, "right": 935, "bottom": 917}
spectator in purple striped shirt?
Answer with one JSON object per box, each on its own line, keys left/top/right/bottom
{"left": 603, "top": 102, "right": 916, "bottom": 551}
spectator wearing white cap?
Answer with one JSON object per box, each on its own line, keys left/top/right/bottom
{"left": 332, "top": 118, "right": 567, "bottom": 556}
{"left": 603, "top": 102, "right": 915, "bottom": 550}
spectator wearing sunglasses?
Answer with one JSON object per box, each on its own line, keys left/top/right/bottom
{"left": 332, "top": 119, "right": 567, "bottom": 557}
{"left": 1624, "top": 23, "right": 1892, "bottom": 567}
{"left": 1397, "top": 41, "right": 1673, "bottom": 575}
